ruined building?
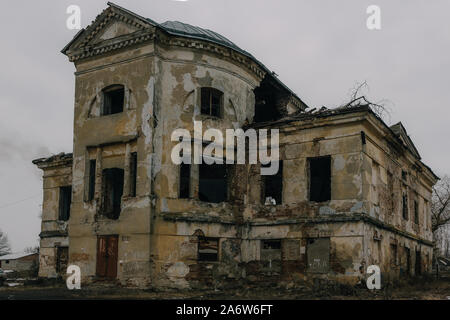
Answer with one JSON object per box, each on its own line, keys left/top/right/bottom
{"left": 33, "top": 3, "right": 438, "bottom": 288}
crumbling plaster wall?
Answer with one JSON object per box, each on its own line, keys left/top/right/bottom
{"left": 38, "top": 164, "right": 72, "bottom": 278}
{"left": 70, "top": 43, "right": 156, "bottom": 286}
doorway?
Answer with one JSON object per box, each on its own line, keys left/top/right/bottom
{"left": 96, "top": 235, "right": 119, "bottom": 279}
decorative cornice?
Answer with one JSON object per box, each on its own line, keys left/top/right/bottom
{"left": 155, "top": 31, "right": 266, "bottom": 81}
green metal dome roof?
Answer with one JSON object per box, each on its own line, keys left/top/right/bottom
{"left": 158, "top": 20, "right": 253, "bottom": 58}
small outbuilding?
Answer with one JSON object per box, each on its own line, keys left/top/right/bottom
{"left": 0, "top": 252, "right": 39, "bottom": 273}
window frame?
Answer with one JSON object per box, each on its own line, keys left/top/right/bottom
{"left": 101, "top": 84, "right": 125, "bottom": 116}
{"left": 200, "top": 87, "right": 223, "bottom": 118}
{"left": 308, "top": 156, "right": 332, "bottom": 203}
{"left": 58, "top": 186, "right": 72, "bottom": 222}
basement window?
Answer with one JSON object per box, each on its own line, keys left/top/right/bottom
{"left": 179, "top": 163, "right": 190, "bottom": 199}
{"left": 309, "top": 156, "right": 331, "bottom": 202}
{"left": 130, "top": 152, "right": 137, "bottom": 197}
{"left": 201, "top": 88, "right": 222, "bottom": 118}
{"left": 101, "top": 168, "right": 124, "bottom": 220}
{"left": 262, "top": 161, "right": 283, "bottom": 205}
{"left": 87, "top": 159, "right": 96, "bottom": 201}
{"left": 402, "top": 194, "right": 408, "bottom": 220}
{"left": 198, "top": 237, "right": 219, "bottom": 262}
{"left": 58, "top": 186, "right": 72, "bottom": 221}
{"left": 199, "top": 164, "right": 227, "bottom": 203}
{"left": 102, "top": 85, "right": 124, "bottom": 115}
{"left": 262, "top": 240, "right": 281, "bottom": 250}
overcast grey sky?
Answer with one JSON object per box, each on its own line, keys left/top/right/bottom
{"left": 0, "top": 0, "right": 449, "bottom": 252}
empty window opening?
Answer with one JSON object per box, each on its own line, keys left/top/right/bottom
{"left": 56, "top": 247, "right": 69, "bottom": 275}
{"left": 402, "top": 170, "right": 408, "bottom": 181}
{"left": 59, "top": 186, "right": 72, "bottom": 221}
{"left": 201, "top": 88, "right": 222, "bottom": 118}
{"left": 415, "top": 250, "right": 422, "bottom": 275}
{"left": 262, "top": 161, "right": 283, "bottom": 205}
{"left": 198, "top": 237, "right": 219, "bottom": 262}
{"left": 390, "top": 244, "right": 398, "bottom": 266}
{"left": 402, "top": 194, "right": 408, "bottom": 220}
{"left": 309, "top": 156, "right": 331, "bottom": 202}
{"left": 101, "top": 168, "right": 124, "bottom": 220}
{"left": 179, "top": 163, "right": 190, "bottom": 199}
{"left": 130, "top": 152, "right": 137, "bottom": 197}
{"left": 262, "top": 240, "right": 281, "bottom": 250}
{"left": 404, "top": 247, "right": 411, "bottom": 276}
{"left": 306, "top": 238, "right": 330, "bottom": 273}
{"left": 102, "top": 85, "right": 124, "bottom": 115}
{"left": 88, "top": 159, "right": 96, "bottom": 201}
{"left": 199, "top": 164, "right": 227, "bottom": 203}
{"left": 414, "top": 200, "right": 419, "bottom": 224}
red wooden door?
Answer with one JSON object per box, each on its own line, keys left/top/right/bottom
{"left": 96, "top": 235, "right": 118, "bottom": 279}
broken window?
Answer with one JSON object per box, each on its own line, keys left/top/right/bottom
{"left": 414, "top": 200, "right": 419, "bottom": 224}
{"left": 262, "top": 161, "right": 283, "bottom": 205}
{"left": 179, "top": 163, "right": 190, "bottom": 199}
{"left": 102, "top": 85, "right": 124, "bottom": 115}
{"left": 201, "top": 87, "right": 222, "bottom": 118}
{"left": 199, "top": 164, "right": 227, "bottom": 203}
{"left": 306, "top": 238, "right": 330, "bottom": 273}
{"left": 130, "top": 152, "right": 137, "bottom": 197}
{"left": 58, "top": 186, "right": 72, "bottom": 221}
{"left": 309, "top": 156, "right": 331, "bottom": 202}
{"left": 402, "top": 194, "right": 408, "bottom": 220}
{"left": 101, "top": 168, "right": 124, "bottom": 220}
{"left": 87, "top": 159, "right": 96, "bottom": 201}
{"left": 198, "top": 237, "right": 219, "bottom": 262}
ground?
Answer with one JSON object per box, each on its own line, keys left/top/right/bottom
{"left": 1, "top": 278, "right": 449, "bottom": 300}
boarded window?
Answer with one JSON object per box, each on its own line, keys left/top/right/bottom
{"left": 306, "top": 238, "right": 330, "bottom": 273}
{"left": 402, "top": 194, "right": 408, "bottom": 220}
{"left": 309, "top": 156, "right": 331, "bottom": 202}
{"left": 262, "top": 161, "right": 283, "bottom": 205}
{"left": 179, "top": 163, "right": 190, "bottom": 199}
{"left": 58, "top": 186, "right": 72, "bottom": 221}
{"left": 198, "top": 237, "right": 219, "bottom": 262}
{"left": 199, "top": 164, "right": 227, "bottom": 203}
{"left": 102, "top": 85, "right": 124, "bottom": 115}
{"left": 88, "top": 159, "right": 96, "bottom": 201}
{"left": 414, "top": 200, "right": 419, "bottom": 224}
{"left": 201, "top": 88, "right": 222, "bottom": 118}
{"left": 130, "top": 152, "right": 137, "bottom": 197}
{"left": 101, "top": 168, "right": 124, "bottom": 220}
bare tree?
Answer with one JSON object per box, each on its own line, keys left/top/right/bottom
{"left": 0, "top": 229, "right": 11, "bottom": 256}
{"left": 432, "top": 175, "right": 450, "bottom": 232}
{"left": 341, "top": 81, "right": 391, "bottom": 122}
{"left": 24, "top": 246, "right": 39, "bottom": 254}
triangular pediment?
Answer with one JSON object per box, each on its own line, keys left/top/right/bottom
{"left": 62, "top": 2, "right": 156, "bottom": 61}
{"left": 390, "top": 122, "right": 421, "bottom": 159}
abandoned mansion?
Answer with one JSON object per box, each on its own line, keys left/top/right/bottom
{"left": 33, "top": 3, "right": 438, "bottom": 288}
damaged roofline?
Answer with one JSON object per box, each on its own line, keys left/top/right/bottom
{"left": 249, "top": 105, "right": 439, "bottom": 182}
{"left": 60, "top": 2, "right": 309, "bottom": 111}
